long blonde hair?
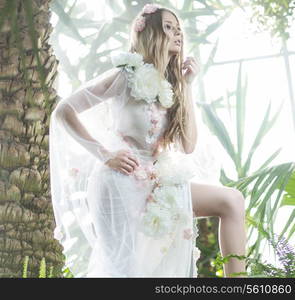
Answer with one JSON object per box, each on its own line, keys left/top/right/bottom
{"left": 128, "top": 7, "right": 189, "bottom": 151}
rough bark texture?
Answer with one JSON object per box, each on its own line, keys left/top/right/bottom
{"left": 0, "top": 0, "right": 64, "bottom": 277}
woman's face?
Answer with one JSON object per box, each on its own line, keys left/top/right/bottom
{"left": 162, "top": 11, "right": 182, "bottom": 55}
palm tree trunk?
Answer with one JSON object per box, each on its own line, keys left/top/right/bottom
{"left": 0, "top": 0, "right": 64, "bottom": 277}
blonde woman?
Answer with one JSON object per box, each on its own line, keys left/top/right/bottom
{"left": 49, "top": 3, "right": 246, "bottom": 278}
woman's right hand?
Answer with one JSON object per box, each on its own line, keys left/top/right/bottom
{"left": 105, "top": 149, "right": 140, "bottom": 175}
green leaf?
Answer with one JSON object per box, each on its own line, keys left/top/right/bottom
{"left": 280, "top": 169, "right": 295, "bottom": 206}
{"left": 51, "top": 1, "right": 85, "bottom": 44}
{"left": 203, "top": 13, "right": 229, "bottom": 36}
{"left": 200, "top": 103, "right": 237, "bottom": 164}
{"left": 281, "top": 195, "right": 295, "bottom": 206}
{"left": 106, "top": 0, "right": 123, "bottom": 14}
{"left": 244, "top": 101, "right": 272, "bottom": 173}
{"left": 246, "top": 215, "right": 270, "bottom": 239}
{"left": 39, "top": 257, "right": 46, "bottom": 278}
{"left": 244, "top": 100, "right": 283, "bottom": 174}
{"left": 279, "top": 210, "right": 295, "bottom": 239}
{"left": 257, "top": 148, "right": 282, "bottom": 171}
{"left": 22, "top": 256, "right": 29, "bottom": 278}
{"left": 202, "top": 38, "right": 219, "bottom": 75}
{"left": 284, "top": 170, "right": 295, "bottom": 195}
{"left": 235, "top": 62, "right": 247, "bottom": 170}
{"left": 287, "top": 223, "right": 295, "bottom": 240}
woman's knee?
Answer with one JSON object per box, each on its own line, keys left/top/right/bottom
{"left": 220, "top": 188, "right": 245, "bottom": 218}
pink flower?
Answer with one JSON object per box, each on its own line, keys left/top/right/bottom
{"left": 147, "top": 194, "right": 155, "bottom": 202}
{"left": 133, "top": 161, "right": 158, "bottom": 182}
{"left": 134, "top": 4, "right": 161, "bottom": 32}
{"left": 134, "top": 15, "right": 146, "bottom": 32}
{"left": 143, "top": 3, "right": 161, "bottom": 14}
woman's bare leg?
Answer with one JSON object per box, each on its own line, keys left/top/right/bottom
{"left": 190, "top": 182, "right": 247, "bottom": 277}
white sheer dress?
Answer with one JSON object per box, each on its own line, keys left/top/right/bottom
{"left": 49, "top": 51, "right": 222, "bottom": 278}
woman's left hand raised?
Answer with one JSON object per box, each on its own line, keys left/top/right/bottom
{"left": 182, "top": 56, "right": 200, "bottom": 85}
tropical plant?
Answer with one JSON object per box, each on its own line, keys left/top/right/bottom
{"left": 245, "top": 0, "right": 295, "bottom": 40}
{"left": 212, "top": 230, "right": 295, "bottom": 278}
{"left": 198, "top": 56, "right": 295, "bottom": 263}
{"left": 245, "top": 233, "right": 294, "bottom": 277}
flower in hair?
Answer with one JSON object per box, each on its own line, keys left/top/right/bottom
{"left": 142, "top": 3, "right": 161, "bottom": 14}
{"left": 134, "top": 3, "right": 161, "bottom": 32}
{"left": 134, "top": 15, "right": 146, "bottom": 32}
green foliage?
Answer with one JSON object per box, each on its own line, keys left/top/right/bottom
{"left": 62, "top": 267, "right": 74, "bottom": 278}
{"left": 213, "top": 252, "right": 248, "bottom": 277}
{"left": 194, "top": 22, "right": 295, "bottom": 275}
{"left": 247, "top": 0, "right": 295, "bottom": 40}
{"left": 196, "top": 218, "right": 220, "bottom": 277}
{"left": 39, "top": 258, "right": 46, "bottom": 278}
{"left": 198, "top": 49, "right": 295, "bottom": 265}
{"left": 22, "top": 256, "right": 73, "bottom": 278}
{"left": 247, "top": 234, "right": 295, "bottom": 277}
{"left": 212, "top": 223, "right": 295, "bottom": 278}
{"left": 22, "top": 256, "right": 29, "bottom": 278}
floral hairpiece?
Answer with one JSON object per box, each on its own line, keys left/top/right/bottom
{"left": 134, "top": 3, "right": 161, "bottom": 32}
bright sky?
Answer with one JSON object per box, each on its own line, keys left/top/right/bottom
{"left": 50, "top": 0, "right": 295, "bottom": 269}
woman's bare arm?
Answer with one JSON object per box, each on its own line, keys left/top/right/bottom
{"left": 55, "top": 104, "right": 111, "bottom": 159}
{"left": 180, "top": 83, "right": 198, "bottom": 154}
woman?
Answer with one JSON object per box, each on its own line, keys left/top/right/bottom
{"left": 49, "top": 3, "right": 246, "bottom": 277}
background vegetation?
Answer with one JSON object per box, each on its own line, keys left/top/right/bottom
{"left": 0, "top": 0, "right": 294, "bottom": 277}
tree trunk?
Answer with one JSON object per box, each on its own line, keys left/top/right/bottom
{"left": 0, "top": 0, "right": 64, "bottom": 277}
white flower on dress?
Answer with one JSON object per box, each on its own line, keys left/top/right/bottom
{"left": 133, "top": 166, "right": 149, "bottom": 180}
{"left": 111, "top": 51, "right": 174, "bottom": 108}
{"left": 193, "top": 246, "right": 201, "bottom": 277}
{"left": 154, "top": 151, "right": 197, "bottom": 185}
{"left": 193, "top": 246, "right": 201, "bottom": 262}
{"left": 139, "top": 185, "right": 190, "bottom": 239}
{"left": 111, "top": 51, "right": 144, "bottom": 69}
{"left": 139, "top": 201, "right": 176, "bottom": 239}
{"left": 152, "top": 185, "right": 178, "bottom": 210}
{"left": 159, "top": 79, "right": 174, "bottom": 108}
{"left": 128, "top": 64, "right": 161, "bottom": 104}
